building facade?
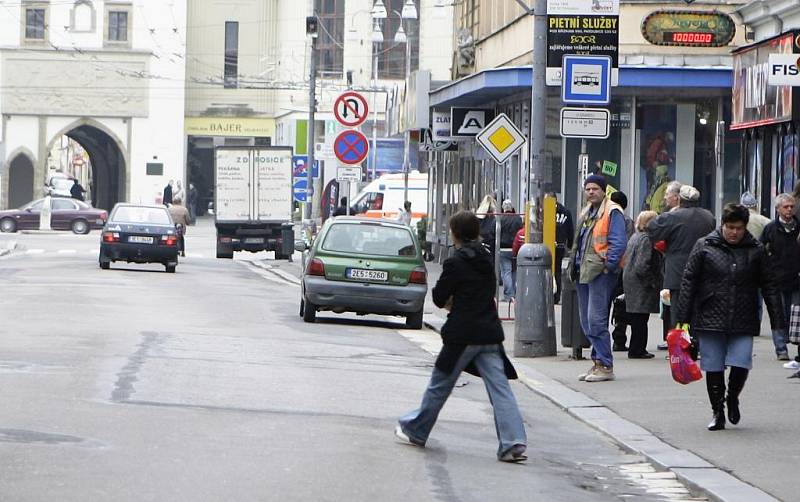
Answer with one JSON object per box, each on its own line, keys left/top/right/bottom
{"left": 735, "top": 0, "right": 800, "bottom": 211}
{"left": 426, "top": 0, "right": 749, "bottom": 257}
{"left": 185, "top": 0, "right": 454, "bottom": 216}
{"left": 0, "top": 0, "right": 187, "bottom": 210}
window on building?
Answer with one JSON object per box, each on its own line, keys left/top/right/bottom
{"left": 25, "top": 8, "right": 46, "bottom": 40}
{"left": 108, "top": 11, "right": 128, "bottom": 41}
{"left": 315, "top": 0, "right": 344, "bottom": 78}
{"left": 459, "top": 0, "right": 480, "bottom": 41}
{"left": 374, "top": 0, "right": 419, "bottom": 80}
{"left": 224, "top": 21, "right": 239, "bottom": 89}
{"left": 71, "top": 1, "right": 95, "bottom": 32}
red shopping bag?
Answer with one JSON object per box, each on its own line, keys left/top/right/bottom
{"left": 666, "top": 325, "right": 702, "bottom": 385}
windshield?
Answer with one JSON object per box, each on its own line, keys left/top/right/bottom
{"left": 110, "top": 206, "right": 171, "bottom": 225}
{"left": 322, "top": 223, "right": 416, "bottom": 257}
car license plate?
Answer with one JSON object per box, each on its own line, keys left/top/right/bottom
{"left": 347, "top": 268, "right": 388, "bottom": 281}
{"left": 128, "top": 236, "right": 153, "bottom": 244}
{"left": 244, "top": 237, "right": 264, "bottom": 244}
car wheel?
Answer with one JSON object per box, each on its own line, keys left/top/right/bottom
{"left": 299, "top": 298, "right": 305, "bottom": 317}
{"left": 216, "top": 243, "right": 233, "bottom": 259}
{"left": 0, "top": 218, "right": 17, "bottom": 233}
{"left": 165, "top": 264, "right": 176, "bottom": 273}
{"left": 406, "top": 309, "right": 424, "bottom": 330}
{"left": 71, "top": 219, "right": 89, "bottom": 235}
{"left": 99, "top": 260, "right": 110, "bottom": 270}
{"left": 302, "top": 297, "right": 317, "bottom": 323}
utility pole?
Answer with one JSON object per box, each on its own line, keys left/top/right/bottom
{"left": 305, "top": 15, "right": 318, "bottom": 220}
{"left": 402, "top": 30, "right": 411, "bottom": 204}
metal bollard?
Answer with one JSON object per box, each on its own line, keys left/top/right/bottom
{"left": 513, "top": 243, "right": 556, "bottom": 357}
{"left": 560, "top": 259, "right": 590, "bottom": 359}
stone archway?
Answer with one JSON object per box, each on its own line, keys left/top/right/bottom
{"left": 48, "top": 120, "right": 127, "bottom": 210}
{"left": 8, "top": 154, "right": 34, "bottom": 209}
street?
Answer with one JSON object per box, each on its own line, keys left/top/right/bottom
{"left": 0, "top": 221, "right": 698, "bottom": 501}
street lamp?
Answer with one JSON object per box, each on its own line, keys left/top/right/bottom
{"left": 371, "top": 0, "right": 417, "bottom": 200}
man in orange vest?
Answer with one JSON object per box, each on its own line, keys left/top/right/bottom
{"left": 569, "top": 174, "right": 628, "bottom": 382}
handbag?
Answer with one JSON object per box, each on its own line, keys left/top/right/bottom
{"left": 666, "top": 324, "right": 703, "bottom": 385}
{"left": 788, "top": 304, "right": 800, "bottom": 345}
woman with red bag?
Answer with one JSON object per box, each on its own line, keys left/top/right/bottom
{"left": 674, "top": 204, "right": 784, "bottom": 431}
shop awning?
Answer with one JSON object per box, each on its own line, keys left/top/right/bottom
{"left": 429, "top": 66, "right": 733, "bottom": 108}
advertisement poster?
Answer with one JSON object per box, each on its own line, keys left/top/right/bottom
{"left": 638, "top": 106, "right": 677, "bottom": 214}
{"left": 731, "top": 32, "right": 794, "bottom": 130}
{"left": 546, "top": 14, "right": 619, "bottom": 85}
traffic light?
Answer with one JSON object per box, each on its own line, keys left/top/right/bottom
{"left": 306, "top": 16, "right": 318, "bottom": 38}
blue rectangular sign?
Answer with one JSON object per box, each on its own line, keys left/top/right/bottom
{"left": 561, "top": 55, "right": 611, "bottom": 105}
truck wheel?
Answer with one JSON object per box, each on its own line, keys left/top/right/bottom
{"left": 216, "top": 243, "right": 234, "bottom": 259}
{"left": 405, "top": 309, "right": 424, "bottom": 330}
{"left": 302, "top": 297, "right": 317, "bottom": 323}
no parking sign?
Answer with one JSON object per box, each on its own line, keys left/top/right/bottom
{"left": 333, "top": 130, "right": 369, "bottom": 166}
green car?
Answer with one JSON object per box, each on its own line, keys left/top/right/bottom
{"left": 298, "top": 217, "right": 428, "bottom": 329}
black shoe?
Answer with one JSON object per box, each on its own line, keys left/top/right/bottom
{"left": 612, "top": 343, "right": 629, "bottom": 352}
{"left": 727, "top": 367, "right": 748, "bottom": 425}
{"left": 657, "top": 342, "right": 669, "bottom": 351}
{"left": 628, "top": 352, "right": 655, "bottom": 359}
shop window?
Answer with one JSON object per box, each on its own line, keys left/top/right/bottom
{"left": 780, "top": 129, "right": 799, "bottom": 194}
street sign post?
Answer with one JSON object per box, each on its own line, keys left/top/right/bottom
{"left": 561, "top": 55, "right": 612, "bottom": 105}
{"left": 333, "top": 91, "right": 369, "bottom": 127}
{"left": 333, "top": 130, "right": 369, "bottom": 165}
{"left": 560, "top": 107, "right": 610, "bottom": 139}
{"left": 475, "top": 113, "right": 526, "bottom": 164}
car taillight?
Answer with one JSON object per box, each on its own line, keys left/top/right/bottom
{"left": 409, "top": 267, "right": 427, "bottom": 284}
{"left": 306, "top": 258, "right": 325, "bottom": 276}
{"left": 161, "top": 235, "right": 177, "bottom": 246}
{"left": 102, "top": 231, "right": 119, "bottom": 243}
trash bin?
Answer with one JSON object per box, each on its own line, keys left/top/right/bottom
{"left": 513, "top": 243, "right": 557, "bottom": 357}
{"left": 560, "top": 259, "right": 590, "bottom": 359}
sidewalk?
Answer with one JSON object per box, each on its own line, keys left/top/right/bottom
{"left": 421, "top": 259, "right": 791, "bottom": 502}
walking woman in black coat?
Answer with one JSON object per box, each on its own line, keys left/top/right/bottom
{"left": 395, "top": 210, "right": 527, "bottom": 462}
{"left": 674, "top": 204, "right": 784, "bottom": 431}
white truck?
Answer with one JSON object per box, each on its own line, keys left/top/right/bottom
{"left": 214, "top": 146, "right": 295, "bottom": 259}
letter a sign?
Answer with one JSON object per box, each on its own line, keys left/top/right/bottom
{"left": 450, "top": 107, "right": 495, "bottom": 138}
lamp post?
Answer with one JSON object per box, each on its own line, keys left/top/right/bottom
{"left": 372, "top": 0, "right": 417, "bottom": 201}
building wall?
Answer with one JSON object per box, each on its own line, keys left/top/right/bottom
{"left": 738, "top": 0, "right": 800, "bottom": 41}
{"left": 0, "top": 0, "right": 186, "bottom": 208}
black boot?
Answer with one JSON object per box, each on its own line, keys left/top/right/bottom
{"left": 727, "top": 366, "right": 748, "bottom": 425}
{"left": 706, "top": 371, "right": 726, "bottom": 431}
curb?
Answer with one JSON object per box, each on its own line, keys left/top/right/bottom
{"left": 422, "top": 313, "right": 778, "bottom": 502}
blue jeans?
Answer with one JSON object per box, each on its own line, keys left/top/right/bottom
{"left": 771, "top": 290, "right": 794, "bottom": 355}
{"left": 398, "top": 344, "right": 527, "bottom": 457}
{"left": 576, "top": 271, "right": 618, "bottom": 367}
{"left": 499, "top": 250, "right": 515, "bottom": 299}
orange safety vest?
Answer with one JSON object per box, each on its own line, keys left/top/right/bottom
{"left": 592, "top": 200, "right": 625, "bottom": 268}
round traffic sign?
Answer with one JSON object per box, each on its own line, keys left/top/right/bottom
{"left": 333, "top": 91, "right": 369, "bottom": 128}
{"left": 334, "top": 130, "right": 369, "bottom": 165}
{"left": 293, "top": 178, "right": 308, "bottom": 203}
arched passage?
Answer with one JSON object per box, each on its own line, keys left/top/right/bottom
{"left": 48, "top": 122, "right": 126, "bottom": 210}
{"left": 8, "top": 154, "right": 34, "bottom": 208}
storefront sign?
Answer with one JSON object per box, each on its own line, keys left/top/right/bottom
{"left": 450, "top": 107, "right": 495, "bottom": 137}
{"left": 731, "top": 32, "right": 797, "bottom": 130}
{"left": 432, "top": 110, "right": 453, "bottom": 140}
{"left": 641, "top": 10, "right": 736, "bottom": 47}
{"left": 185, "top": 117, "right": 275, "bottom": 138}
{"left": 546, "top": 14, "right": 619, "bottom": 86}
{"left": 768, "top": 54, "right": 800, "bottom": 86}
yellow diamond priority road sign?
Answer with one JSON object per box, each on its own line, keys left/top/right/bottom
{"left": 475, "top": 113, "right": 526, "bottom": 164}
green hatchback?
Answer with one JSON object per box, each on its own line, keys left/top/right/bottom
{"left": 298, "top": 217, "right": 428, "bottom": 329}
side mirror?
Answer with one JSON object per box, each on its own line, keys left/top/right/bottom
{"left": 294, "top": 240, "right": 308, "bottom": 252}
{"left": 25, "top": 207, "right": 32, "bottom": 212}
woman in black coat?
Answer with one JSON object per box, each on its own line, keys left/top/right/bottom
{"left": 674, "top": 204, "right": 784, "bottom": 431}
{"left": 395, "top": 210, "right": 527, "bottom": 462}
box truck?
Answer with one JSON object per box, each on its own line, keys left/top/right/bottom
{"left": 214, "top": 146, "right": 294, "bottom": 259}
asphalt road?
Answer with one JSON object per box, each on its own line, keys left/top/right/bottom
{"left": 0, "top": 224, "right": 699, "bottom": 501}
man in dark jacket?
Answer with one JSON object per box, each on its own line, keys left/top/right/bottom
{"left": 550, "top": 192, "right": 574, "bottom": 304}
{"left": 396, "top": 210, "right": 527, "bottom": 462}
{"left": 499, "top": 200, "right": 522, "bottom": 300}
{"left": 332, "top": 197, "right": 349, "bottom": 217}
{"left": 609, "top": 191, "right": 634, "bottom": 351}
{"left": 647, "top": 185, "right": 715, "bottom": 349}
{"left": 163, "top": 180, "right": 173, "bottom": 206}
{"left": 759, "top": 193, "right": 800, "bottom": 361}
{"left": 674, "top": 204, "right": 783, "bottom": 431}
{"left": 70, "top": 179, "right": 86, "bottom": 201}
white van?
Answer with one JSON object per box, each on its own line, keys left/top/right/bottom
{"left": 351, "top": 172, "right": 427, "bottom": 221}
